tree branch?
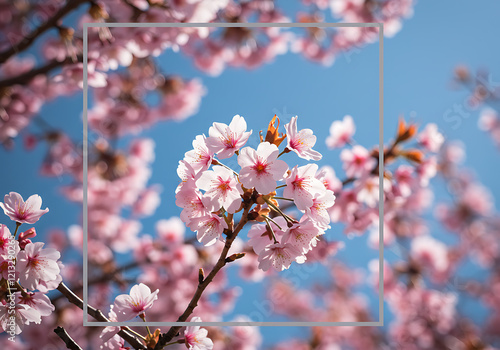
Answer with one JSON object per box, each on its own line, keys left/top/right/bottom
{"left": 0, "top": 0, "right": 88, "bottom": 64}
{"left": 0, "top": 55, "right": 83, "bottom": 89}
{"left": 54, "top": 326, "right": 83, "bottom": 350}
{"left": 56, "top": 282, "right": 146, "bottom": 350}
{"left": 154, "top": 203, "right": 253, "bottom": 350}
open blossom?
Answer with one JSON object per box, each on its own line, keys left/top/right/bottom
{"left": 284, "top": 116, "right": 322, "bottom": 160}
{"left": 340, "top": 145, "right": 376, "bottom": 178}
{"left": 258, "top": 242, "right": 302, "bottom": 271}
{"left": 184, "top": 135, "right": 214, "bottom": 173}
{"left": 284, "top": 164, "right": 325, "bottom": 210}
{"left": 16, "top": 242, "right": 60, "bottom": 290}
{"left": 417, "top": 123, "right": 444, "bottom": 152}
{"left": 282, "top": 218, "right": 324, "bottom": 254}
{"left": 205, "top": 115, "right": 252, "bottom": 159}
{"left": 190, "top": 213, "right": 228, "bottom": 246}
{"left": 196, "top": 166, "right": 243, "bottom": 213}
{"left": 0, "top": 302, "right": 41, "bottom": 335}
{"left": 113, "top": 283, "right": 159, "bottom": 321}
{"left": 176, "top": 184, "right": 209, "bottom": 225}
{"left": 326, "top": 115, "right": 355, "bottom": 148}
{"left": 184, "top": 317, "right": 214, "bottom": 350}
{"left": 238, "top": 142, "right": 288, "bottom": 194}
{"left": 16, "top": 292, "right": 55, "bottom": 317}
{"left": 304, "top": 190, "right": 336, "bottom": 229}
{"left": 0, "top": 192, "right": 49, "bottom": 224}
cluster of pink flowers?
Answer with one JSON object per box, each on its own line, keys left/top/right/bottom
{"left": 0, "top": 192, "right": 61, "bottom": 335}
{"left": 176, "top": 114, "right": 336, "bottom": 272}
{"left": 0, "top": 0, "right": 416, "bottom": 150}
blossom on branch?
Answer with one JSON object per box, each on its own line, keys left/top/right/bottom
{"left": 284, "top": 116, "right": 322, "bottom": 161}
{"left": 196, "top": 165, "right": 243, "bottom": 214}
{"left": 184, "top": 316, "right": 213, "bottom": 350}
{"left": 0, "top": 192, "right": 49, "bottom": 225}
{"left": 205, "top": 115, "right": 252, "bottom": 159}
{"left": 238, "top": 141, "right": 288, "bottom": 194}
{"left": 113, "top": 283, "right": 159, "bottom": 322}
{"left": 16, "top": 242, "right": 61, "bottom": 291}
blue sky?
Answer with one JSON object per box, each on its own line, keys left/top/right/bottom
{"left": 1, "top": 0, "right": 500, "bottom": 346}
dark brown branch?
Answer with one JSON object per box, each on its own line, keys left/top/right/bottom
{"left": 0, "top": 0, "right": 88, "bottom": 64}
{"left": 0, "top": 55, "right": 83, "bottom": 88}
{"left": 154, "top": 203, "right": 253, "bottom": 350}
{"left": 54, "top": 326, "right": 83, "bottom": 350}
{"left": 56, "top": 282, "right": 146, "bottom": 350}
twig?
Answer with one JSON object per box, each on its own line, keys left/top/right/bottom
{"left": 51, "top": 260, "right": 139, "bottom": 303}
{"left": 0, "top": 0, "right": 88, "bottom": 64}
{"left": 56, "top": 282, "right": 146, "bottom": 350}
{"left": 154, "top": 203, "right": 253, "bottom": 349}
{"left": 54, "top": 326, "right": 83, "bottom": 350}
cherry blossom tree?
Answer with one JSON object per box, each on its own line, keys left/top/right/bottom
{"left": 2, "top": 1, "right": 500, "bottom": 350}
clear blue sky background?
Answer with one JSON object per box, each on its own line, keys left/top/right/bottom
{"left": 1, "top": 0, "right": 500, "bottom": 346}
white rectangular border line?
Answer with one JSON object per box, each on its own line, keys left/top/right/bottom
{"left": 82, "top": 22, "right": 384, "bottom": 327}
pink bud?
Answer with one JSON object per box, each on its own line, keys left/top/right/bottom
{"left": 19, "top": 227, "right": 37, "bottom": 241}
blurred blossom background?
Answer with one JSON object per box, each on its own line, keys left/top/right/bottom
{"left": 1, "top": 0, "right": 500, "bottom": 349}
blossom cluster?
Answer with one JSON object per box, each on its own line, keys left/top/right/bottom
{"left": 0, "top": 193, "right": 61, "bottom": 335}
{"left": 0, "top": 0, "right": 415, "bottom": 148}
{"left": 176, "top": 115, "right": 336, "bottom": 272}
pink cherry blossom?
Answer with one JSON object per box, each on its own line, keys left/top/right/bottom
{"left": 184, "top": 316, "right": 213, "bottom": 350}
{"left": 410, "top": 235, "right": 449, "bottom": 273}
{"left": 340, "top": 145, "right": 376, "bottom": 178}
{"left": 283, "top": 164, "right": 326, "bottom": 210}
{"left": 0, "top": 302, "right": 41, "bottom": 335}
{"left": 0, "top": 224, "right": 20, "bottom": 280}
{"left": 99, "top": 306, "right": 121, "bottom": 348}
{"left": 282, "top": 218, "right": 324, "bottom": 254}
{"left": 238, "top": 142, "right": 288, "bottom": 194}
{"left": 0, "top": 224, "right": 17, "bottom": 256}
{"left": 316, "top": 165, "right": 342, "bottom": 194}
{"left": 184, "top": 135, "right": 214, "bottom": 173}
{"left": 417, "top": 123, "right": 444, "bottom": 152}
{"left": 0, "top": 192, "right": 49, "bottom": 224}
{"left": 190, "top": 213, "right": 228, "bottom": 246}
{"left": 284, "top": 116, "right": 322, "bottom": 160}
{"left": 304, "top": 190, "right": 336, "bottom": 229}
{"left": 176, "top": 160, "right": 201, "bottom": 194}
{"left": 247, "top": 217, "right": 287, "bottom": 254}
{"left": 326, "top": 115, "right": 356, "bottom": 148}
{"left": 16, "top": 242, "right": 60, "bottom": 290}
{"left": 258, "top": 242, "right": 302, "bottom": 271}
{"left": 196, "top": 166, "right": 243, "bottom": 214}
{"left": 176, "top": 184, "right": 210, "bottom": 225}
{"left": 16, "top": 292, "right": 55, "bottom": 317}
{"left": 113, "top": 283, "right": 159, "bottom": 321}
{"left": 205, "top": 115, "right": 252, "bottom": 159}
